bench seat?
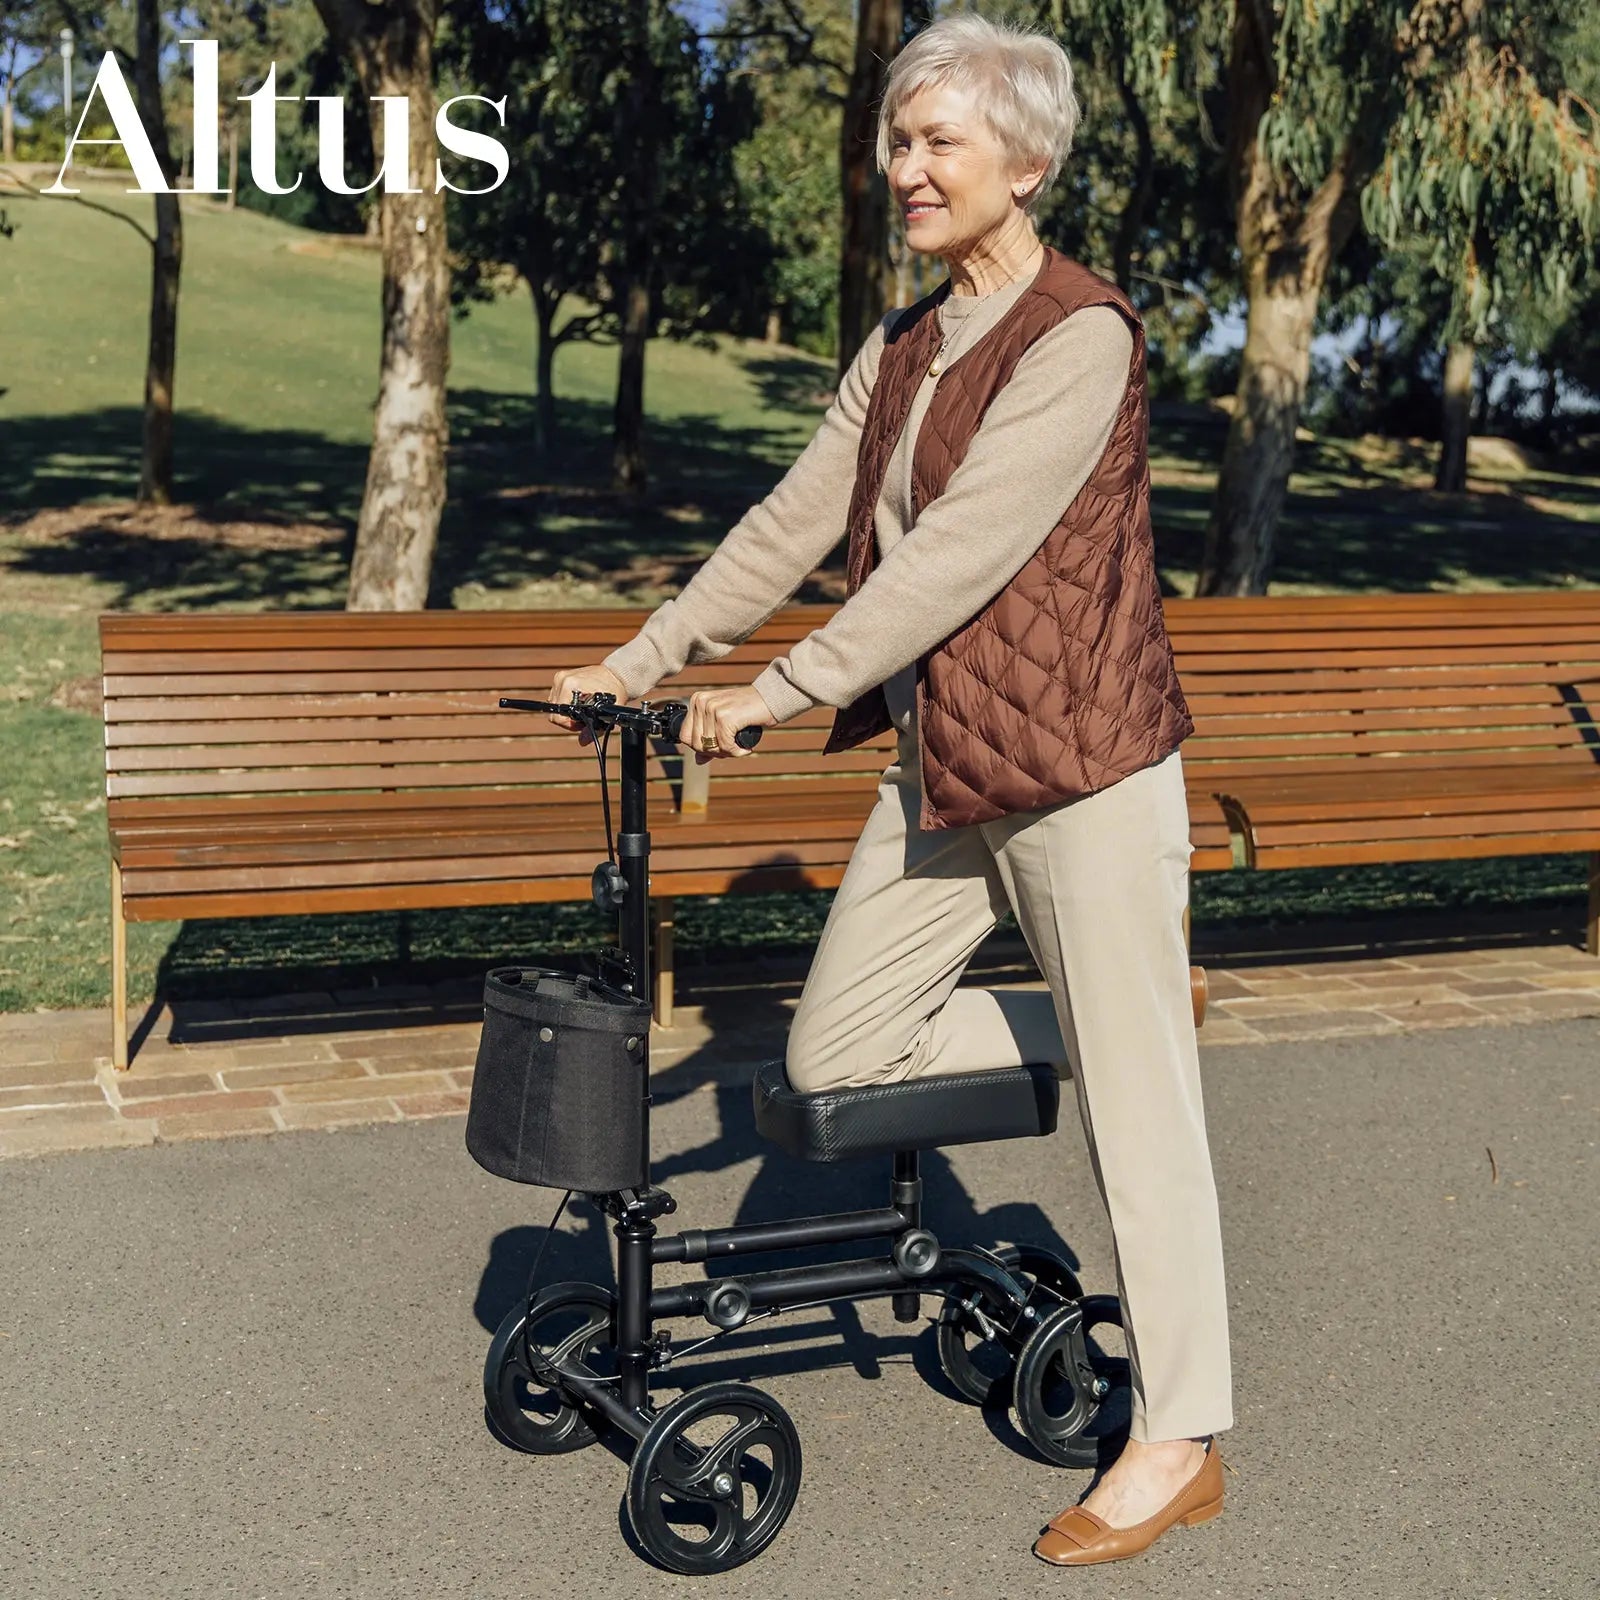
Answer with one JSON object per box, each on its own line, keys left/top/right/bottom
{"left": 110, "top": 783, "right": 1235, "bottom": 918}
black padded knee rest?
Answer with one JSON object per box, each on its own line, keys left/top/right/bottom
{"left": 752, "top": 1058, "right": 1060, "bottom": 1163}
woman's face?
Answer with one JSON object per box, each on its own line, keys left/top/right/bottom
{"left": 888, "top": 82, "right": 1034, "bottom": 255}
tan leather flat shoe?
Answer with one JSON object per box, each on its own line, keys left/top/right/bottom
{"left": 1032, "top": 1437, "right": 1224, "bottom": 1566}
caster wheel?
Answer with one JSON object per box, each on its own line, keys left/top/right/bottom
{"left": 483, "top": 1281, "right": 616, "bottom": 1454}
{"left": 626, "top": 1382, "right": 802, "bottom": 1573}
{"left": 936, "top": 1244, "right": 1083, "bottom": 1406}
{"left": 1012, "top": 1294, "right": 1131, "bottom": 1469}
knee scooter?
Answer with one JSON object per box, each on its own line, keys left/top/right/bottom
{"left": 475, "top": 691, "right": 1138, "bottom": 1574}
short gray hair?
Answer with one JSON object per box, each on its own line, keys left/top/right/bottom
{"left": 876, "top": 12, "right": 1081, "bottom": 211}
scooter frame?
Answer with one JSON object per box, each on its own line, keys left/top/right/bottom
{"left": 486, "top": 693, "right": 1125, "bottom": 1572}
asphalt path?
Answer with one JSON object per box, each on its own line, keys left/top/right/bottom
{"left": 2, "top": 1018, "right": 1596, "bottom": 1600}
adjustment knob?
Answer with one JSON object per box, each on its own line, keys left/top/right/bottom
{"left": 892, "top": 1229, "right": 941, "bottom": 1279}
{"left": 591, "top": 861, "right": 627, "bottom": 912}
{"left": 704, "top": 1281, "right": 752, "bottom": 1330}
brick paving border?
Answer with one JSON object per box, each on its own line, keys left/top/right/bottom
{"left": 3, "top": 936, "right": 1597, "bottom": 1161}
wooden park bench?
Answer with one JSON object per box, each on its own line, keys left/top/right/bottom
{"left": 98, "top": 610, "right": 1234, "bottom": 1069}
{"left": 1169, "top": 591, "right": 1600, "bottom": 955}
{"left": 100, "top": 591, "right": 1598, "bottom": 1070}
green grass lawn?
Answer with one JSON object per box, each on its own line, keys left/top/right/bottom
{"left": 0, "top": 190, "right": 1594, "bottom": 1013}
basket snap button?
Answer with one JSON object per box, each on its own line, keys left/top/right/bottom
{"left": 539, "top": 1027, "right": 554, "bottom": 1042}
{"left": 626, "top": 1036, "right": 639, "bottom": 1050}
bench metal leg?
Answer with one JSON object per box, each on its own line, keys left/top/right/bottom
{"left": 1588, "top": 851, "right": 1599, "bottom": 959}
{"left": 652, "top": 896, "right": 675, "bottom": 1028}
{"left": 111, "top": 860, "right": 129, "bottom": 1071}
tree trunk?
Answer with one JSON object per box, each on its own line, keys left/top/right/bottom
{"left": 1539, "top": 355, "right": 1559, "bottom": 435}
{"left": 314, "top": 0, "right": 451, "bottom": 612}
{"left": 3, "top": 91, "right": 13, "bottom": 165}
{"left": 530, "top": 280, "right": 558, "bottom": 453}
{"left": 1110, "top": 59, "right": 1154, "bottom": 296}
{"left": 765, "top": 307, "right": 782, "bottom": 344}
{"left": 226, "top": 121, "right": 238, "bottom": 211}
{"left": 1435, "top": 339, "right": 1474, "bottom": 492}
{"left": 1198, "top": 5, "right": 1376, "bottom": 596}
{"left": 609, "top": 0, "right": 662, "bottom": 494}
{"left": 1197, "top": 274, "right": 1320, "bottom": 595}
{"left": 133, "top": 0, "right": 180, "bottom": 506}
{"left": 836, "top": 0, "right": 900, "bottom": 382}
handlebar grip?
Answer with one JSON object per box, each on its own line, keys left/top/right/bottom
{"left": 659, "top": 700, "right": 762, "bottom": 750}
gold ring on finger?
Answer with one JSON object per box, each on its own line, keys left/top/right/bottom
{"left": 701, "top": 736, "right": 718, "bottom": 752}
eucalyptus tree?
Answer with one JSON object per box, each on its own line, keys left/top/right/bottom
{"left": 310, "top": 0, "right": 449, "bottom": 610}
{"left": 1, "top": 1, "right": 71, "bottom": 161}
{"left": 1045, "top": 0, "right": 1225, "bottom": 293}
{"left": 1366, "top": 1, "right": 1599, "bottom": 489}
{"left": 1191, "top": 1, "right": 1421, "bottom": 594}
{"left": 721, "top": 0, "right": 852, "bottom": 354}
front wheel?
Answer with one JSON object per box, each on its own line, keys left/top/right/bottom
{"left": 1012, "top": 1294, "right": 1130, "bottom": 1469}
{"left": 626, "top": 1382, "right": 802, "bottom": 1574}
{"left": 483, "top": 1281, "right": 616, "bottom": 1454}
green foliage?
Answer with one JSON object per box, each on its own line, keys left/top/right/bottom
{"left": 1364, "top": 3, "right": 1600, "bottom": 344}
{"left": 442, "top": 1, "right": 775, "bottom": 367}
{"left": 721, "top": 0, "right": 852, "bottom": 353}
{"left": 1257, "top": 0, "right": 1411, "bottom": 189}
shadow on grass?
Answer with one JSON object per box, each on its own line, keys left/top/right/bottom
{"left": 0, "top": 387, "right": 837, "bottom": 612}
{"left": 8, "top": 391, "right": 1596, "bottom": 615}
{"left": 737, "top": 351, "right": 840, "bottom": 415}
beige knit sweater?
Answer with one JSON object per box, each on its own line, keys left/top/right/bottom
{"left": 602, "top": 269, "right": 1134, "bottom": 736}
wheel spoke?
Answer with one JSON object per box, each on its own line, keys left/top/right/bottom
{"left": 658, "top": 1405, "right": 766, "bottom": 1495}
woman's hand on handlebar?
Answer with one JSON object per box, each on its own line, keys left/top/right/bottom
{"left": 546, "top": 665, "right": 631, "bottom": 742}
{"left": 680, "top": 685, "right": 776, "bottom": 763}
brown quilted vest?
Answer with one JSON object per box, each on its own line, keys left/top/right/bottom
{"left": 821, "top": 244, "right": 1194, "bottom": 831}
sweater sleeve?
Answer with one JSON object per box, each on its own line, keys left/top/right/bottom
{"left": 749, "top": 305, "right": 1135, "bottom": 719}
{"left": 600, "top": 311, "right": 898, "bottom": 703}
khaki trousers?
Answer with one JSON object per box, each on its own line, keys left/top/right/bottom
{"left": 786, "top": 724, "right": 1234, "bottom": 1442}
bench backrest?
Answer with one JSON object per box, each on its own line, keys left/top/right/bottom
{"left": 98, "top": 610, "right": 895, "bottom": 817}
{"left": 102, "top": 593, "right": 1600, "bottom": 814}
{"left": 1168, "top": 592, "right": 1600, "bottom": 780}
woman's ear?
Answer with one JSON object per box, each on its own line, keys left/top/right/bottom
{"left": 1011, "top": 159, "right": 1048, "bottom": 202}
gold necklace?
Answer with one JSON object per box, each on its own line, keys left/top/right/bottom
{"left": 927, "top": 247, "right": 1042, "bottom": 379}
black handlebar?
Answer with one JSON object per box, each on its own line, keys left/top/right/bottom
{"left": 499, "top": 694, "right": 764, "bottom": 750}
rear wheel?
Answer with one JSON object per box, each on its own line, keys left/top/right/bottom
{"left": 935, "top": 1245, "right": 1083, "bottom": 1406}
{"left": 483, "top": 1281, "right": 616, "bottom": 1454}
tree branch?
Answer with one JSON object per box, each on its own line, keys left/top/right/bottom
{"left": 0, "top": 166, "right": 155, "bottom": 245}
{"left": 1129, "top": 267, "right": 1210, "bottom": 310}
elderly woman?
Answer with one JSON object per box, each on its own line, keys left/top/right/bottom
{"left": 547, "top": 12, "right": 1231, "bottom": 1567}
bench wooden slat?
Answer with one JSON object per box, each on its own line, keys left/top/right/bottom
{"left": 111, "top": 791, "right": 1233, "bottom": 862}
{"left": 1186, "top": 684, "right": 1600, "bottom": 714}
{"left": 102, "top": 711, "right": 881, "bottom": 750}
{"left": 1191, "top": 728, "right": 1595, "bottom": 763}
{"left": 120, "top": 865, "right": 861, "bottom": 923}
{"left": 1250, "top": 832, "right": 1600, "bottom": 868}
{"left": 1252, "top": 809, "right": 1600, "bottom": 847}
{"left": 1178, "top": 666, "right": 1600, "bottom": 694}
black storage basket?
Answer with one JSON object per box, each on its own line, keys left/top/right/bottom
{"left": 466, "top": 965, "right": 653, "bottom": 1192}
